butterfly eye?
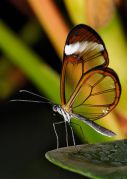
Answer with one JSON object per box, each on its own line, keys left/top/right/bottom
{"left": 53, "top": 105, "right": 58, "bottom": 112}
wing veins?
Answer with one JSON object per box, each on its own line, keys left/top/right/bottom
{"left": 91, "top": 88, "right": 116, "bottom": 96}
{"left": 80, "top": 47, "right": 102, "bottom": 61}
{"left": 84, "top": 52, "right": 103, "bottom": 63}
{"left": 80, "top": 104, "right": 112, "bottom": 107}
{"left": 73, "top": 86, "right": 93, "bottom": 109}
{"left": 77, "top": 111, "right": 103, "bottom": 115}
{"left": 73, "top": 75, "right": 105, "bottom": 109}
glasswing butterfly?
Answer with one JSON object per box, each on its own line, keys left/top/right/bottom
{"left": 11, "top": 24, "right": 121, "bottom": 149}
{"left": 53, "top": 24, "right": 121, "bottom": 148}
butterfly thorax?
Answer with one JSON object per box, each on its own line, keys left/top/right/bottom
{"left": 53, "top": 105, "right": 72, "bottom": 123}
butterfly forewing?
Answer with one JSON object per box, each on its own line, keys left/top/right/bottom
{"left": 61, "top": 24, "right": 109, "bottom": 106}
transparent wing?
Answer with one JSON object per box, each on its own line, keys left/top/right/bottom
{"left": 65, "top": 68, "right": 121, "bottom": 120}
{"left": 60, "top": 24, "right": 109, "bottom": 106}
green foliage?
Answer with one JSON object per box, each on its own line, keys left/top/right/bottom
{"left": 46, "top": 139, "right": 127, "bottom": 178}
{"left": 0, "top": 21, "right": 60, "bottom": 103}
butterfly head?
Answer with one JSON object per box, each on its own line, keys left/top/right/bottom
{"left": 53, "top": 105, "right": 71, "bottom": 122}
{"left": 53, "top": 104, "right": 64, "bottom": 116}
{"left": 53, "top": 105, "right": 63, "bottom": 115}
{"left": 53, "top": 105, "right": 66, "bottom": 116}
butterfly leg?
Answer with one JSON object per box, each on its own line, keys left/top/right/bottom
{"left": 69, "top": 124, "right": 76, "bottom": 146}
{"left": 70, "top": 121, "right": 86, "bottom": 143}
{"left": 53, "top": 121, "right": 65, "bottom": 149}
{"left": 64, "top": 122, "right": 69, "bottom": 147}
{"left": 68, "top": 123, "right": 79, "bottom": 152}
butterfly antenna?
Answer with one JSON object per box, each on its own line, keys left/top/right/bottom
{"left": 10, "top": 99, "right": 53, "bottom": 105}
{"left": 19, "top": 89, "right": 54, "bottom": 104}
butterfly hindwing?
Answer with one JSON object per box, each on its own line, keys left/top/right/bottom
{"left": 66, "top": 68, "right": 121, "bottom": 120}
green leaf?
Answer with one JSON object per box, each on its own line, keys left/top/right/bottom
{"left": 46, "top": 139, "right": 127, "bottom": 178}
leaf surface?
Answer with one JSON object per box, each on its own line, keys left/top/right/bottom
{"left": 46, "top": 139, "right": 127, "bottom": 178}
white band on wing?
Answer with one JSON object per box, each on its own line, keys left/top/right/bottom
{"left": 65, "top": 41, "right": 104, "bottom": 55}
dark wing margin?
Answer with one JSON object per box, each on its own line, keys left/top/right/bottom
{"left": 60, "top": 24, "right": 109, "bottom": 106}
{"left": 71, "top": 113, "right": 116, "bottom": 137}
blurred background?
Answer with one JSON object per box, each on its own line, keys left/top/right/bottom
{"left": 0, "top": 0, "right": 127, "bottom": 178}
